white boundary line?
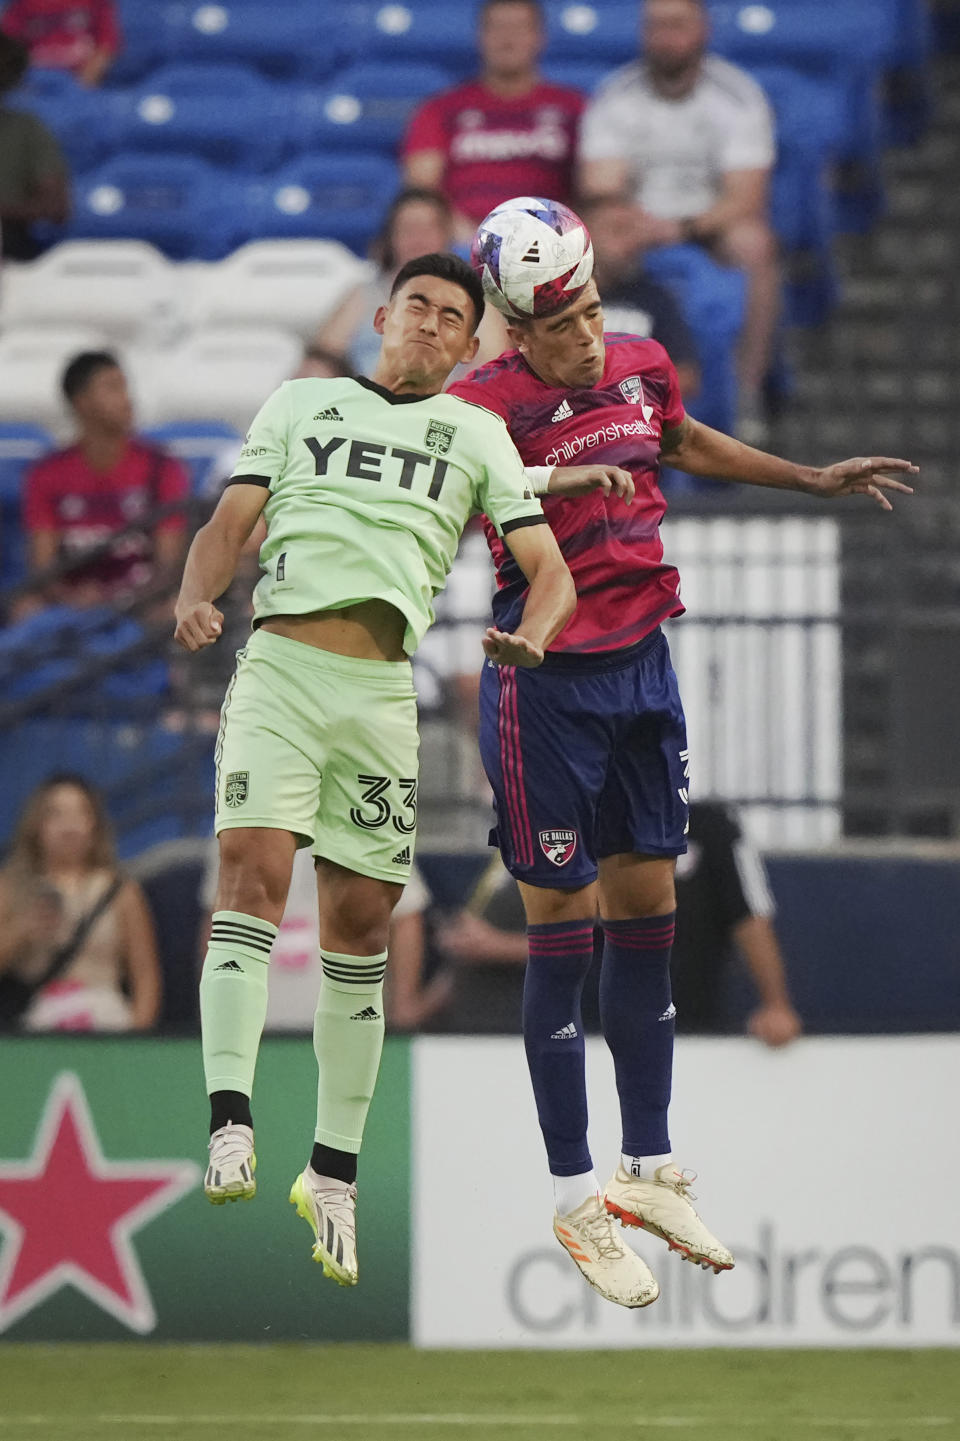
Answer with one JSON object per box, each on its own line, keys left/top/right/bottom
{"left": 0, "top": 1415, "right": 954, "bottom": 1429}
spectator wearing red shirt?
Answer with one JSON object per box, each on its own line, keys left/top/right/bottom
{"left": 403, "top": 0, "right": 584, "bottom": 243}
{"left": 23, "top": 351, "right": 190, "bottom": 607}
{"left": 1, "top": 0, "right": 120, "bottom": 86}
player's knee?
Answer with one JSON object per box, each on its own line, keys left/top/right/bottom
{"left": 319, "top": 869, "right": 399, "bottom": 955}
{"left": 215, "top": 832, "right": 290, "bottom": 920}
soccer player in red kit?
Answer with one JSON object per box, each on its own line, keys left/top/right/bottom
{"left": 448, "top": 274, "right": 916, "bottom": 1308}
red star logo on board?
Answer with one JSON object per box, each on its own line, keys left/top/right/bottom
{"left": 0, "top": 1073, "right": 199, "bottom": 1334}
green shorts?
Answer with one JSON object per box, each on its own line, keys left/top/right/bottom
{"left": 214, "top": 628, "right": 419, "bottom": 883}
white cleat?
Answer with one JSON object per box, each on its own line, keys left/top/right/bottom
{"left": 553, "top": 1194, "right": 660, "bottom": 1308}
{"left": 289, "top": 1167, "right": 359, "bottom": 1287}
{"left": 604, "top": 1163, "right": 734, "bottom": 1274}
{"left": 204, "top": 1123, "right": 256, "bottom": 1204}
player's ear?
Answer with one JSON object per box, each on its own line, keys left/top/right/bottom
{"left": 461, "top": 332, "right": 480, "bottom": 363}
{"left": 506, "top": 322, "right": 527, "bottom": 355}
{"left": 373, "top": 303, "right": 389, "bottom": 336}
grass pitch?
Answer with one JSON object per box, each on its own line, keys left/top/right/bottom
{"left": 0, "top": 1345, "right": 955, "bottom": 1441}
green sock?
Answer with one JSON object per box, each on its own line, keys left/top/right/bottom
{"left": 313, "top": 949, "right": 388, "bottom": 1153}
{"left": 200, "top": 910, "right": 277, "bottom": 1095}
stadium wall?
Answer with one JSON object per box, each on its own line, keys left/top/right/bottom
{"left": 2, "top": 1036, "right": 957, "bottom": 1347}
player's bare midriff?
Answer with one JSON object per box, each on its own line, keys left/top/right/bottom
{"left": 260, "top": 600, "right": 408, "bottom": 662}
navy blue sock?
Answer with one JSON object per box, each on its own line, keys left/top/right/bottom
{"left": 600, "top": 913, "right": 676, "bottom": 1158}
{"left": 523, "top": 919, "right": 596, "bottom": 1177}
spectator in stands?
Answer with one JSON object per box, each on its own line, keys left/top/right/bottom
{"left": 402, "top": 0, "right": 584, "bottom": 242}
{"left": 438, "top": 803, "right": 801, "bottom": 1043}
{"left": 1, "top": 0, "right": 120, "bottom": 86}
{"left": 583, "top": 193, "right": 700, "bottom": 399}
{"left": 0, "top": 32, "right": 69, "bottom": 260}
{"left": 672, "top": 802, "right": 801, "bottom": 1045}
{"left": 0, "top": 774, "right": 161, "bottom": 1031}
{"left": 22, "top": 350, "right": 190, "bottom": 609}
{"left": 316, "top": 187, "right": 507, "bottom": 377}
{"left": 577, "top": 0, "right": 779, "bottom": 443}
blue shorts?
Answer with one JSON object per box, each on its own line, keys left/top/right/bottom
{"left": 479, "top": 629, "right": 689, "bottom": 890}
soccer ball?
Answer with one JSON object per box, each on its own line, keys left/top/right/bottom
{"left": 471, "top": 196, "right": 594, "bottom": 321}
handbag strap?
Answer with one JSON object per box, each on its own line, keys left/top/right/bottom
{"left": 34, "top": 873, "right": 125, "bottom": 993}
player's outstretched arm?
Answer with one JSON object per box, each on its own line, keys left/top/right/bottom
{"left": 484, "top": 523, "right": 576, "bottom": 668}
{"left": 660, "top": 416, "right": 917, "bottom": 510}
{"left": 174, "top": 483, "right": 269, "bottom": 651}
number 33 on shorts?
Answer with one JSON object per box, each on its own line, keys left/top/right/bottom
{"left": 349, "top": 775, "right": 418, "bottom": 835}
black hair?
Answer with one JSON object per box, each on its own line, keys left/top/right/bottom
{"left": 375, "top": 187, "right": 453, "bottom": 271}
{"left": 389, "top": 253, "right": 486, "bottom": 332}
{"left": 0, "top": 33, "right": 29, "bottom": 94}
{"left": 61, "top": 350, "right": 121, "bottom": 403}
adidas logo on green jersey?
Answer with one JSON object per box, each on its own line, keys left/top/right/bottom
{"left": 314, "top": 406, "right": 343, "bottom": 422}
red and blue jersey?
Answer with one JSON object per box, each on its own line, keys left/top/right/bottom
{"left": 447, "top": 334, "right": 686, "bottom": 656}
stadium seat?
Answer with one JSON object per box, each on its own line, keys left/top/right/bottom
{"left": 294, "top": 63, "right": 456, "bottom": 155}
{"left": 105, "top": 0, "right": 176, "bottom": 84}
{"left": 113, "top": 63, "right": 288, "bottom": 172}
{"left": 165, "top": 3, "right": 341, "bottom": 80}
{"left": 342, "top": 4, "right": 477, "bottom": 74}
{"left": 0, "top": 325, "right": 108, "bottom": 431}
{"left": 141, "top": 421, "right": 241, "bottom": 495}
{"left": 643, "top": 245, "right": 746, "bottom": 435}
{"left": 540, "top": 59, "right": 613, "bottom": 93}
{"left": 187, "top": 239, "right": 371, "bottom": 340}
{"left": 0, "top": 607, "right": 168, "bottom": 704}
{"left": 238, "top": 154, "right": 400, "bottom": 256}
{"left": 543, "top": 2, "right": 639, "bottom": 62}
{"left": 146, "top": 326, "right": 302, "bottom": 432}
{"left": 0, "top": 424, "right": 53, "bottom": 588}
{"left": 707, "top": 1, "right": 898, "bottom": 73}
{"left": 0, "top": 241, "right": 181, "bottom": 345}
{"left": 10, "top": 68, "right": 112, "bottom": 171}
{"left": 68, "top": 155, "right": 236, "bottom": 261}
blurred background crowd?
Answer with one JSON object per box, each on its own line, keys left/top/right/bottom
{"left": 0, "top": 0, "right": 957, "bottom": 1042}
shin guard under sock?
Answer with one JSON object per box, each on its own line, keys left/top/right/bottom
{"left": 600, "top": 913, "right": 676, "bottom": 1159}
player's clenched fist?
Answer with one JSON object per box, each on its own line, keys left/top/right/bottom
{"left": 174, "top": 601, "right": 224, "bottom": 651}
{"left": 482, "top": 627, "right": 544, "bottom": 668}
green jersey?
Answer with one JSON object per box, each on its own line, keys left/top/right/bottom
{"left": 228, "top": 375, "right": 545, "bottom": 654}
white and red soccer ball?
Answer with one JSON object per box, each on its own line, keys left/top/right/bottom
{"left": 470, "top": 196, "right": 594, "bottom": 321}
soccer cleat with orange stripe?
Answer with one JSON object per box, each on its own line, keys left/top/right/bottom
{"left": 604, "top": 1163, "right": 734, "bottom": 1274}
{"left": 553, "top": 1194, "right": 660, "bottom": 1308}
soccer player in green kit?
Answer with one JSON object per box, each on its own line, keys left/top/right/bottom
{"left": 173, "top": 254, "right": 577, "bottom": 1285}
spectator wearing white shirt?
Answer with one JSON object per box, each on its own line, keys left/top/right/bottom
{"left": 577, "top": 0, "right": 779, "bottom": 443}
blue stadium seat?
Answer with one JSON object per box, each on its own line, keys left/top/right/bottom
{"left": 342, "top": 3, "right": 477, "bottom": 74}
{"left": 293, "top": 63, "right": 456, "bottom": 155}
{"left": 112, "top": 63, "right": 288, "bottom": 171}
{"left": 142, "top": 422, "right": 241, "bottom": 495}
{"left": 707, "top": 1, "right": 898, "bottom": 73}
{"left": 643, "top": 245, "right": 746, "bottom": 435}
{"left": 543, "top": 2, "right": 639, "bottom": 62}
{"left": 68, "top": 155, "right": 236, "bottom": 260}
{"left": 0, "top": 607, "right": 168, "bottom": 705}
{"left": 238, "top": 154, "right": 400, "bottom": 256}
{"left": 165, "top": 3, "right": 341, "bottom": 80}
{"left": 105, "top": 0, "right": 175, "bottom": 84}
{"left": 0, "top": 424, "right": 51, "bottom": 588}
{"left": 540, "top": 60, "right": 613, "bottom": 94}
{"left": 11, "top": 69, "right": 113, "bottom": 171}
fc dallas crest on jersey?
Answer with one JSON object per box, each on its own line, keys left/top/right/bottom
{"left": 0, "top": 1074, "right": 199, "bottom": 1334}
{"left": 539, "top": 828, "right": 578, "bottom": 866}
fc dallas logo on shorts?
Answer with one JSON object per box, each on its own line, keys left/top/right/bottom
{"left": 539, "top": 828, "right": 578, "bottom": 866}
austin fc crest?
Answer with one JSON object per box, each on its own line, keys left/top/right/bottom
{"left": 224, "top": 771, "right": 249, "bottom": 808}
{"left": 424, "top": 420, "right": 457, "bottom": 456}
{"left": 539, "top": 828, "right": 578, "bottom": 866}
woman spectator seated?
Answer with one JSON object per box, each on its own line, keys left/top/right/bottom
{"left": 0, "top": 774, "right": 162, "bottom": 1031}
{"left": 315, "top": 187, "right": 508, "bottom": 381}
